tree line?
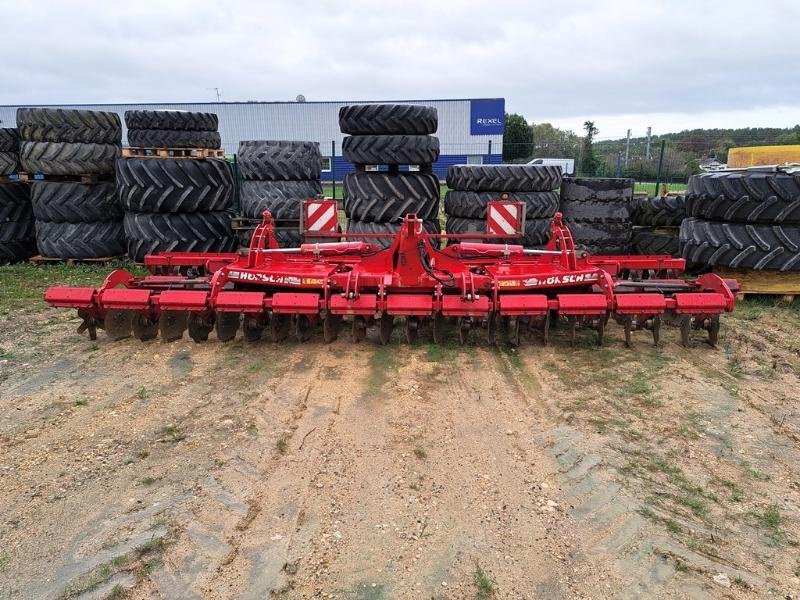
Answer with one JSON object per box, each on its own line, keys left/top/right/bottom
{"left": 502, "top": 113, "right": 800, "bottom": 179}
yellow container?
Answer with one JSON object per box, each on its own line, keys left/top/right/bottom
{"left": 727, "top": 145, "right": 800, "bottom": 168}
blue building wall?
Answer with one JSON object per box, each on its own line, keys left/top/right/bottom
{"left": 324, "top": 153, "right": 502, "bottom": 182}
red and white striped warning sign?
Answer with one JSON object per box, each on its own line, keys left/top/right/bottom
{"left": 303, "top": 199, "right": 338, "bottom": 233}
{"left": 486, "top": 200, "right": 524, "bottom": 237}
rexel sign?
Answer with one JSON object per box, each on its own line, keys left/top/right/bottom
{"left": 470, "top": 99, "right": 505, "bottom": 135}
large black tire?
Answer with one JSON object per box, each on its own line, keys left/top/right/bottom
{"left": 566, "top": 221, "right": 631, "bottom": 255}
{"left": 343, "top": 172, "right": 439, "bottom": 222}
{"left": 347, "top": 219, "right": 440, "bottom": 250}
{"left": 274, "top": 228, "right": 304, "bottom": 248}
{"left": 632, "top": 228, "right": 679, "bottom": 256}
{"left": 0, "top": 220, "right": 36, "bottom": 263}
{"left": 0, "top": 128, "right": 19, "bottom": 152}
{"left": 560, "top": 177, "right": 634, "bottom": 201}
{"left": 0, "top": 182, "right": 31, "bottom": 223}
{"left": 444, "top": 190, "right": 559, "bottom": 219}
{"left": 17, "top": 108, "right": 121, "bottom": 144}
{"left": 559, "top": 198, "right": 631, "bottom": 223}
{"left": 679, "top": 218, "right": 800, "bottom": 271}
{"left": 30, "top": 181, "right": 121, "bottom": 223}
{"left": 116, "top": 157, "right": 233, "bottom": 213}
{"left": 238, "top": 140, "right": 321, "bottom": 181}
{"left": 124, "top": 110, "right": 218, "bottom": 132}
{"left": 239, "top": 180, "right": 323, "bottom": 219}
{"left": 0, "top": 152, "right": 18, "bottom": 176}
{"left": 20, "top": 141, "right": 118, "bottom": 175}
{"left": 446, "top": 164, "right": 562, "bottom": 192}
{"left": 446, "top": 216, "right": 551, "bottom": 247}
{"left": 35, "top": 220, "right": 124, "bottom": 259}
{"left": 123, "top": 211, "right": 236, "bottom": 262}
{"left": 338, "top": 104, "right": 437, "bottom": 135}
{"left": 631, "top": 195, "right": 686, "bottom": 226}
{"left": 127, "top": 129, "right": 221, "bottom": 149}
{"left": 686, "top": 171, "right": 800, "bottom": 224}
{"left": 342, "top": 135, "right": 439, "bottom": 165}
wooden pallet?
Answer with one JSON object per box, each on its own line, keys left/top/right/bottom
{"left": 29, "top": 255, "right": 124, "bottom": 266}
{"left": 0, "top": 172, "right": 112, "bottom": 184}
{"left": 121, "top": 147, "right": 226, "bottom": 159}
{"left": 714, "top": 267, "right": 800, "bottom": 301}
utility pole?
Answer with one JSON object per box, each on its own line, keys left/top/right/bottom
{"left": 645, "top": 126, "right": 652, "bottom": 161}
{"left": 211, "top": 87, "right": 222, "bottom": 102}
{"left": 625, "top": 129, "right": 631, "bottom": 167}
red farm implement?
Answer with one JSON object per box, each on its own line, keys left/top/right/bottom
{"left": 44, "top": 201, "right": 737, "bottom": 348}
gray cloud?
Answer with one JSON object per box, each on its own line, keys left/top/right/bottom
{"left": 2, "top": 0, "right": 798, "bottom": 132}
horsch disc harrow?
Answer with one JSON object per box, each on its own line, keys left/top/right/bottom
{"left": 44, "top": 204, "right": 737, "bottom": 348}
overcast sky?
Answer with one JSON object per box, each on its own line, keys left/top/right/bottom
{"left": 2, "top": 0, "right": 798, "bottom": 139}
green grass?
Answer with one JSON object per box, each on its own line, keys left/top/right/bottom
{"left": 0, "top": 261, "right": 147, "bottom": 313}
{"left": 73, "top": 397, "right": 88, "bottom": 407}
{"left": 474, "top": 564, "right": 496, "bottom": 599}
{"left": 413, "top": 446, "right": 427, "bottom": 460}
{"left": 158, "top": 425, "right": 185, "bottom": 444}
{"left": 634, "top": 182, "right": 687, "bottom": 194}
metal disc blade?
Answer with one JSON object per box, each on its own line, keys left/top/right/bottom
{"left": 352, "top": 316, "right": 366, "bottom": 343}
{"left": 542, "top": 311, "right": 550, "bottom": 346}
{"left": 404, "top": 317, "right": 418, "bottom": 344}
{"left": 680, "top": 316, "right": 692, "bottom": 347}
{"left": 432, "top": 312, "right": 445, "bottom": 344}
{"left": 188, "top": 313, "right": 214, "bottom": 342}
{"left": 652, "top": 316, "right": 661, "bottom": 346}
{"left": 707, "top": 315, "right": 720, "bottom": 347}
{"left": 216, "top": 312, "right": 240, "bottom": 342}
{"left": 270, "top": 314, "right": 290, "bottom": 342}
{"left": 508, "top": 317, "right": 520, "bottom": 347}
{"left": 458, "top": 318, "right": 470, "bottom": 346}
{"left": 132, "top": 313, "right": 158, "bottom": 341}
{"left": 159, "top": 310, "right": 188, "bottom": 342}
{"left": 379, "top": 314, "right": 393, "bottom": 345}
{"left": 323, "top": 315, "right": 341, "bottom": 343}
{"left": 104, "top": 309, "right": 133, "bottom": 341}
{"left": 243, "top": 315, "right": 265, "bottom": 342}
{"left": 486, "top": 312, "right": 497, "bottom": 345}
{"left": 295, "top": 315, "right": 313, "bottom": 342}
{"left": 596, "top": 317, "right": 605, "bottom": 346}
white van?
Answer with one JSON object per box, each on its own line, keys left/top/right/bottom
{"left": 527, "top": 158, "right": 575, "bottom": 175}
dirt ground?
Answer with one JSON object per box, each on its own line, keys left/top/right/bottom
{"left": 1, "top": 269, "right": 799, "bottom": 599}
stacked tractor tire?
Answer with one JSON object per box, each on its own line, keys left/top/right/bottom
{"left": 680, "top": 170, "right": 800, "bottom": 271}
{"left": 445, "top": 165, "right": 562, "bottom": 246}
{"left": 18, "top": 108, "right": 124, "bottom": 259}
{"left": 559, "top": 178, "right": 634, "bottom": 255}
{"left": 117, "top": 110, "right": 235, "bottom": 262}
{"left": 0, "top": 127, "right": 36, "bottom": 263}
{"left": 238, "top": 140, "right": 322, "bottom": 247}
{"left": 630, "top": 195, "right": 686, "bottom": 256}
{"left": 340, "top": 104, "right": 441, "bottom": 249}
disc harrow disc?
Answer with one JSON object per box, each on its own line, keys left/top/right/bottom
{"left": 378, "top": 314, "right": 393, "bottom": 345}
{"left": 295, "top": 315, "right": 314, "bottom": 342}
{"left": 352, "top": 316, "right": 367, "bottom": 342}
{"left": 160, "top": 310, "right": 187, "bottom": 342}
{"left": 271, "top": 314, "right": 291, "bottom": 342}
{"left": 132, "top": 313, "right": 158, "bottom": 341}
{"left": 104, "top": 309, "right": 133, "bottom": 341}
{"left": 188, "top": 313, "right": 214, "bottom": 342}
{"left": 323, "top": 314, "right": 341, "bottom": 343}
{"left": 404, "top": 317, "right": 419, "bottom": 344}
{"left": 432, "top": 312, "right": 445, "bottom": 344}
{"left": 243, "top": 314, "right": 267, "bottom": 342}
{"left": 215, "top": 312, "right": 240, "bottom": 342}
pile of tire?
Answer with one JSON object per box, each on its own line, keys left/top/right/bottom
{"left": 559, "top": 177, "right": 634, "bottom": 255}
{"left": 445, "top": 164, "right": 562, "bottom": 246}
{"left": 680, "top": 170, "right": 800, "bottom": 271}
{"left": 340, "top": 104, "right": 441, "bottom": 249}
{"left": 18, "top": 108, "right": 125, "bottom": 259}
{"left": 124, "top": 109, "right": 221, "bottom": 149}
{"left": 238, "top": 140, "right": 323, "bottom": 248}
{"left": 630, "top": 195, "right": 685, "bottom": 256}
{"left": 0, "top": 127, "right": 36, "bottom": 263}
{"left": 119, "top": 110, "right": 235, "bottom": 262}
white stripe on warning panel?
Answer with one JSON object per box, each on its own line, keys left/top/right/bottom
{"left": 306, "top": 202, "right": 323, "bottom": 219}
{"left": 490, "top": 209, "right": 516, "bottom": 235}
{"left": 308, "top": 205, "right": 336, "bottom": 231}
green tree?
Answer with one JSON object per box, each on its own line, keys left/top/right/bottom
{"left": 580, "top": 120, "right": 599, "bottom": 175}
{"left": 503, "top": 113, "right": 534, "bottom": 162}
